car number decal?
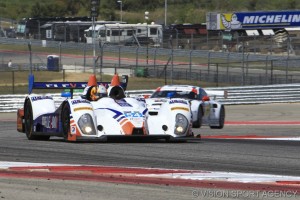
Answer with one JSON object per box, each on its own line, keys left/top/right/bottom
{"left": 71, "top": 125, "right": 76, "bottom": 135}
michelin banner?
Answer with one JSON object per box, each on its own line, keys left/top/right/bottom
{"left": 207, "top": 11, "right": 300, "bottom": 30}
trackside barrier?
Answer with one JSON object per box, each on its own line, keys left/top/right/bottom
{"left": 1, "top": 84, "right": 300, "bottom": 112}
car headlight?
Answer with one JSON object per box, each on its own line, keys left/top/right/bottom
{"left": 78, "top": 114, "right": 96, "bottom": 135}
{"left": 174, "top": 113, "right": 188, "bottom": 135}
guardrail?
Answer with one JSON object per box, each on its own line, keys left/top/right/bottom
{"left": 1, "top": 84, "right": 300, "bottom": 112}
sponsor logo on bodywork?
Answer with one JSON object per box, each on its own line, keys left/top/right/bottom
{"left": 41, "top": 115, "right": 58, "bottom": 129}
{"left": 124, "top": 111, "right": 143, "bottom": 118}
{"left": 71, "top": 99, "right": 90, "bottom": 105}
{"left": 74, "top": 107, "right": 93, "bottom": 112}
{"left": 169, "top": 100, "right": 188, "bottom": 105}
{"left": 171, "top": 107, "right": 190, "bottom": 112}
{"left": 71, "top": 125, "right": 76, "bottom": 135}
{"left": 154, "top": 99, "right": 167, "bottom": 102}
{"left": 31, "top": 96, "right": 53, "bottom": 101}
{"left": 116, "top": 99, "right": 132, "bottom": 107}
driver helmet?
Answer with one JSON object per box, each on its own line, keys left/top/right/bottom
{"left": 97, "top": 85, "right": 107, "bottom": 98}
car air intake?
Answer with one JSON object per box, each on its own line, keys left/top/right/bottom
{"left": 148, "top": 111, "right": 158, "bottom": 116}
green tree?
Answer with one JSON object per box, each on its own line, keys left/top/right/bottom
{"left": 100, "top": 0, "right": 116, "bottom": 20}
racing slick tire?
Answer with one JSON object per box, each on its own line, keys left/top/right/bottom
{"left": 24, "top": 100, "right": 50, "bottom": 140}
{"left": 61, "top": 103, "right": 71, "bottom": 141}
{"left": 210, "top": 106, "right": 225, "bottom": 129}
{"left": 192, "top": 106, "right": 203, "bottom": 128}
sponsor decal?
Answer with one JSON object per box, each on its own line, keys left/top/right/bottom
{"left": 74, "top": 107, "right": 93, "bottom": 112}
{"left": 124, "top": 111, "right": 143, "bottom": 118}
{"left": 71, "top": 125, "right": 76, "bottom": 135}
{"left": 218, "top": 11, "right": 300, "bottom": 30}
{"left": 154, "top": 99, "right": 167, "bottom": 102}
{"left": 117, "top": 102, "right": 132, "bottom": 107}
{"left": 171, "top": 107, "right": 190, "bottom": 112}
{"left": 71, "top": 99, "right": 90, "bottom": 105}
{"left": 31, "top": 96, "right": 53, "bottom": 101}
{"left": 169, "top": 100, "right": 188, "bottom": 105}
{"left": 148, "top": 107, "right": 160, "bottom": 111}
{"left": 41, "top": 115, "right": 58, "bottom": 129}
{"left": 44, "top": 83, "right": 86, "bottom": 88}
{"left": 116, "top": 99, "right": 132, "bottom": 107}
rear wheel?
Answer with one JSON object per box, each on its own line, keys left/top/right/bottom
{"left": 192, "top": 106, "right": 203, "bottom": 128}
{"left": 61, "top": 103, "right": 71, "bottom": 141}
{"left": 210, "top": 106, "right": 225, "bottom": 129}
{"left": 24, "top": 100, "right": 50, "bottom": 140}
{"left": 24, "top": 100, "right": 36, "bottom": 140}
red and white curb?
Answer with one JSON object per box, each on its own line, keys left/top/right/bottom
{"left": 0, "top": 161, "right": 299, "bottom": 193}
{"left": 205, "top": 120, "right": 300, "bottom": 141}
{"left": 225, "top": 121, "right": 300, "bottom": 126}
{"left": 202, "top": 135, "right": 300, "bottom": 141}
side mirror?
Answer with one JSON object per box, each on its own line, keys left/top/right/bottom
{"left": 202, "top": 96, "right": 210, "bottom": 101}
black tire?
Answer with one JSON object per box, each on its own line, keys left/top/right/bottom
{"left": 210, "top": 106, "right": 225, "bottom": 129}
{"left": 61, "top": 103, "right": 71, "bottom": 141}
{"left": 192, "top": 106, "right": 203, "bottom": 128}
{"left": 24, "top": 100, "right": 36, "bottom": 140}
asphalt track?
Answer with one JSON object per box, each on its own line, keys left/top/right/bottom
{"left": 0, "top": 103, "right": 300, "bottom": 199}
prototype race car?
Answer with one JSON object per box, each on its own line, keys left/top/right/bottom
{"left": 146, "top": 85, "right": 225, "bottom": 129}
{"left": 17, "top": 74, "right": 193, "bottom": 142}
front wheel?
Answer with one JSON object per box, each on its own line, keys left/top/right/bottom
{"left": 192, "top": 106, "right": 203, "bottom": 128}
{"left": 210, "top": 106, "right": 225, "bottom": 129}
{"left": 61, "top": 103, "right": 71, "bottom": 141}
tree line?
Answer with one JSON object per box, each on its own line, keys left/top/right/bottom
{"left": 1, "top": 0, "right": 300, "bottom": 24}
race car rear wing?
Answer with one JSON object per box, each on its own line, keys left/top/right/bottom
{"left": 205, "top": 90, "right": 228, "bottom": 100}
{"left": 28, "top": 74, "right": 129, "bottom": 98}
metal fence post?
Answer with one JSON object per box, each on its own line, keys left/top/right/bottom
{"left": 207, "top": 52, "right": 211, "bottom": 81}
{"left": 171, "top": 49, "right": 174, "bottom": 84}
{"left": 63, "top": 69, "right": 65, "bottom": 82}
{"left": 242, "top": 42, "right": 245, "bottom": 86}
{"left": 28, "top": 42, "right": 32, "bottom": 75}
{"left": 189, "top": 50, "right": 193, "bottom": 80}
{"left": 270, "top": 60, "right": 273, "bottom": 84}
{"left": 12, "top": 71, "right": 15, "bottom": 94}
{"left": 265, "top": 55, "right": 269, "bottom": 85}
{"left": 136, "top": 47, "right": 139, "bottom": 68}
{"left": 175, "top": 29, "right": 178, "bottom": 49}
{"left": 59, "top": 42, "right": 62, "bottom": 71}
{"left": 245, "top": 53, "right": 250, "bottom": 85}
{"left": 154, "top": 48, "right": 158, "bottom": 77}
{"left": 216, "top": 63, "right": 219, "bottom": 87}
{"left": 99, "top": 43, "right": 105, "bottom": 81}
{"left": 286, "top": 57, "right": 289, "bottom": 83}
{"left": 118, "top": 45, "right": 121, "bottom": 68}
{"left": 83, "top": 43, "right": 86, "bottom": 72}
{"left": 226, "top": 52, "right": 230, "bottom": 83}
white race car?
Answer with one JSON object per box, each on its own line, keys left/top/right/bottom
{"left": 146, "top": 85, "right": 225, "bottom": 129}
{"left": 17, "top": 75, "right": 193, "bottom": 142}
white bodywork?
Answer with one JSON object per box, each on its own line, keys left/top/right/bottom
{"left": 147, "top": 85, "right": 225, "bottom": 129}
{"left": 145, "top": 98, "right": 193, "bottom": 138}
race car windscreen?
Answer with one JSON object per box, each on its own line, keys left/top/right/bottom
{"left": 151, "top": 90, "right": 197, "bottom": 99}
